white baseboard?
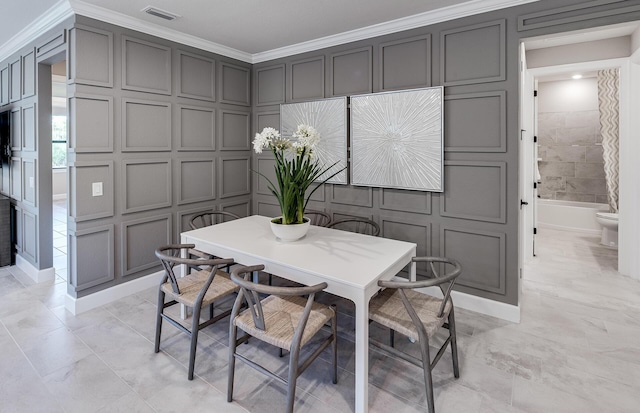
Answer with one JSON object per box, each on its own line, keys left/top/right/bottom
{"left": 392, "top": 276, "right": 521, "bottom": 323}
{"left": 16, "top": 254, "right": 55, "bottom": 283}
{"left": 65, "top": 270, "right": 165, "bottom": 315}
{"left": 537, "top": 222, "right": 601, "bottom": 236}
{"left": 52, "top": 194, "right": 67, "bottom": 201}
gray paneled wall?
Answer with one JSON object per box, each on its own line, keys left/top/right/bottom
{"left": 64, "top": 16, "right": 252, "bottom": 297}
{"left": 0, "top": 18, "right": 71, "bottom": 271}
{"left": 251, "top": 0, "right": 640, "bottom": 306}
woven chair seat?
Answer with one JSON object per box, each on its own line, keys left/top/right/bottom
{"left": 161, "top": 269, "right": 239, "bottom": 308}
{"left": 234, "top": 295, "right": 334, "bottom": 350}
{"left": 369, "top": 288, "right": 452, "bottom": 341}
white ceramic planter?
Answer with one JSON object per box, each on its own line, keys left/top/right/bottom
{"left": 270, "top": 217, "right": 311, "bottom": 242}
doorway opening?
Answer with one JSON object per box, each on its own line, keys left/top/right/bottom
{"left": 51, "top": 61, "right": 67, "bottom": 281}
{"left": 519, "top": 21, "right": 640, "bottom": 298}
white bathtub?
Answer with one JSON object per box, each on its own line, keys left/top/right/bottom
{"left": 537, "top": 199, "right": 608, "bottom": 235}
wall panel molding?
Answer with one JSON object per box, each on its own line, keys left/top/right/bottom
{"left": 440, "top": 225, "right": 506, "bottom": 294}
{"left": 122, "top": 98, "right": 171, "bottom": 151}
{"left": 0, "top": 66, "right": 8, "bottom": 105}
{"left": 255, "top": 157, "right": 276, "bottom": 196}
{"left": 122, "top": 35, "right": 171, "bottom": 95}
{"left": 380, "top": 188, "right": 431, "bottom": 215}
{"left": 440, "top": 161, "right": 506, "bottom": 223}
{"left": 9, "top": 58, "right": 21, "bottom": 102}
{"left": 219, "top": 156, "right": 251, "bottom": 198}
{"left": 255, "top": 64, "right": 285, "bottom": 106}
{"left": 122, "top": 159, "right": 172, "bottom": 214}
{"left": 379, "top": 34, "right": 431, "bottom": 91}
{"left": 121, "top": 213, "right": 171, "bottom": 276}
{"left": 176, "top": 206, "right": 214, "bottom": 239}
{"left": 219, "top": 109, "right": 250, "bottom": 151}
{"left": 330, "top": 185, "right": 373, "bottom": 207}
{"left": 440, "top": 19, "right": 506, "bottom": 86}
{"left": 21, "top": 48, "right": 35, "bottom": 98}
{"left": 36, "top": 30, "right": 67, "bottom": 58}
{"left": 10, "top": 157, "right": 21, "bottom": 200}
{"left": 444, "top": 91, "right": 506, "bottom": 153}
{"left": 177, "top": 158, "right": 216, "bottom": 205}
{"left": 22, "top": 159, "right": 36, "bottom": 207}
{"left": 380, "top": 215, "right": 431, "bottom": 276}
{"left": 69, "top": 25, "right": 113, "bottom": 87}
{"left": 518, "top": 0, "right": 640, "bottom": 31}
{"left": 22, "top": 210, "right": 37, "bottom": 264}
{"left": 254, "top": 110, "right": 280, "bottom": 134}
{"left": 177, "top": 104, "right": 215, "bottom": 151}
{"left": 220, "top": 62, "right": 250, "bottom": 106}
{"left": 21, "top": 102, "right": 36, "bottom": 151}
{"left": 69, "top": 94, "right": 113, "bottom": 152}
{"left": 9, "top": 108, "right": 21, "bottom": 150}
{"left": 69, "top": 161, "right": 114, "bottom": 222}
{"left": 176, "top": 50, "right": 216, "bottom": 101}
{"left": 69, "top": 225, "right": 114, "bottom": 291}
{"left": 289, "top": 56, "right": 325, "bottom": 102}
{"left": 330, "top": 46, "right": 372, "bottom": 96}
{"left": 220, "top": 198, "right": 251, "bottom": 218}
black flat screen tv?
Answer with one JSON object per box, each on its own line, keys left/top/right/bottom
{"left": 0, "top": 110, "right": 9, "bottom": 168}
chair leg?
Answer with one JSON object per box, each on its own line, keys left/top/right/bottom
{"left": 389, "top": 329, "right": 395, "bottom": 348}
{"left": 227, "top": 324, "right": 238, "bottom": 403}
{"left": 448, "top": 308, "right": 460, "bottom": 378}
{"left": 418, "top": 336, "right": 435, "bottom": 413}
{"left": 154, "top": 289, "right": 165, "bottom": 353}
{"left": 286, "top": 347, "right": 301, "bottom": 413}
{"left": 188, "top": 306, "right": 202, "bottom": 380}
{"left": 331, "top": 305, "right": 338, "bottom": 384}
{"left": 209, "top": 303, "right": 214, "bottom": 320}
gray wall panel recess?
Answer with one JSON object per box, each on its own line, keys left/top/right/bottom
{"left": 22, "top": 159, "right": 36, "bottom": 207}
{"left": 69, "top": 161, "right": 114, "bottom": 222}
{"left": 10, "top": 158, "right": 21, "bottom": 200}
{"left": 121, "top": 213, "right": 171, "bottom": 276}
{"left": 219, "top": 156, "right": 251, "bottom": 198}
{"left": 379, "top": 34, "right": 432, "bottom": 91}
{"left": 9, "top": 108, "right": 21, "bottom": 150}
{"left": 22, "top": 210, "right": 38, "bottom": 263}
{"left": 121, "top": 35, "right": 172, "bottom": 95}
{"left": 69, "top": 94, "right": 113, "bottom": 152}
{"left": 177, "top": 158, "right": 216, "bottom": 205}
{"left": 219, "top": 109, "right": 251, "bottom": 150}
{"left": 121, "top": 98, "right": 171, "bottom": 151}
{"left": 9, "top": 58, "right": 21, "bottom": 102}
{"left": 69, "top": 225, "right": 114, "bottom": 290}
{"left": 21, "top": 103, "right": 36, "bottom": 151}
{"left": 220, "top": 198, "right": 251, "bottom": 218}
{"left": 255, "top": 64, "right": 285, "bottom": 106}
{"left": 289, "top": 56, "right": 325, "bottom": 101}
{"left": 122, "top": 159, "right": 172, "bottom": 214}
{"left": 219, "top": 62, "right": 251, "bottom": 106}
{"left": 177, "top": 104, "right": 216, "bottom": 151}
{"left": 176, "top": 205, "right": 215, "bottom": 239}
{"left": 1, "top": 66, "right": 9, "bottom": 105}
{"left": 330, "top": 46, "right": 373, "bottom": 96}
{"left": 176, "top": 50, "right": 216, "bottom": 101}
{"left": 21, "top": 49, "right": 35, "bottom": 98}
{"left": 36, "top": 30, "right": 66, "bottom": 58}
{"left": 68, "top": 25, "right": 113, "bottom": 87}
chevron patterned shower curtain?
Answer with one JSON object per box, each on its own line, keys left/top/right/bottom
{"left": 597, "top": 68, "right": 619, "bottom": 213}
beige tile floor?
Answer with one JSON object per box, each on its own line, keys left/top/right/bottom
{"left": 0, "top": 227, "right": 638, "bottom": 412}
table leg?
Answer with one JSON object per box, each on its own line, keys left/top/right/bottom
{"left": 180, "top": 247, "right": 188, "bottom": 320}
{"left": 354, "top": 292, "right": 369, "bottom": 413}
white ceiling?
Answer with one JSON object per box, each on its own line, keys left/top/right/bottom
{"left": 1, "top": 0, "right": 539, "bottom": 63}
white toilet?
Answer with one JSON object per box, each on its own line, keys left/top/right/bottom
{"left": 595, "top": 212, "right": 618, "bottom": 248}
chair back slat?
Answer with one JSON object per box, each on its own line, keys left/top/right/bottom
{"left": 155, "top": 244, "right": 235, "bottom": 295}
{"left": 304, "top": 210, "right": 331, "bottom": 227}
{"left": 189, "top": 211, "right": 241, "bottom": 230}
{"left": 327, "top": 218, "right": 380, "bottom": 236}
{"left": 230, "top": 265, "right": 327, "bottom": 337}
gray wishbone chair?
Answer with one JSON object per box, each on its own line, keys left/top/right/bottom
{"left": 368, "top": 257, "right": 462, "bottom": 413}
{"left": 304, "top": 210, "right": 332, "bottom": 227}
{"left": 187, "top": 211, "right": 240, "bottom": 265}
{"left": 154, "top": 244, "right": 237, "bottom": 380}
{"left": 327, "top": 217, "right": 380, "bottom": 236}
{"left": 227, "top": 265, "right": 338, "bottom": 413}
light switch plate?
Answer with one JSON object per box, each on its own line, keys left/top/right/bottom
{"left": 92, "top": 182, "right": 103, "bottom": 197}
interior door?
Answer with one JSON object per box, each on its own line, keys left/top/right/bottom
{"left": 518, "top": 43, "right": 536, "bottom": 299}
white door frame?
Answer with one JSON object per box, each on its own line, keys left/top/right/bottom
{"left": 525, "top": 57, "right": 639, "bottom": 280}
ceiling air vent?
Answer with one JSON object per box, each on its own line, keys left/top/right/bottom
{"left": 141, "top": 6, "right": 181, "bottom": 21}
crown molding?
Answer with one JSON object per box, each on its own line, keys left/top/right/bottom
{"left": 1, "top": 0, "right": 539, "bottom": 65}
{"left": 0, "top": 0, "right": 74, "bottom": 62}
{"left": 69, "top": 0, "right": 253, "bottom": 63}
{"left": 252, "top": 0, "right": 540, "bottom": 63}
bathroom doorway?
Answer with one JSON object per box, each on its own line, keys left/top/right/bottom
{"left": 519, "top": 21, "right": 640, "bottom": 285}
{"left": 51, "top": 61, "right": 67, "bottom": 281}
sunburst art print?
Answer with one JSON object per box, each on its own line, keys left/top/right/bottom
{"left": 350, "top": 87, "right": 443, "bottom": 191}
{"left": 281, "top": 97, "right": 348, "bottom": 184}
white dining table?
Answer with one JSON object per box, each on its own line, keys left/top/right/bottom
{"left": 181, "top": 214, "right": 416, "bottom": 413}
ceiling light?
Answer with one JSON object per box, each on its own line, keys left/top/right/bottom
{"left": 572, "top": 74, "right": 583, "bottom": 80}
{"left": 141, "top": 6, "right": 181, "bottom": 21}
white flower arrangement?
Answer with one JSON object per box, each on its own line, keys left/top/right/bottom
{"left": 252, "top": 124, "right": 344, "bottom": 225}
